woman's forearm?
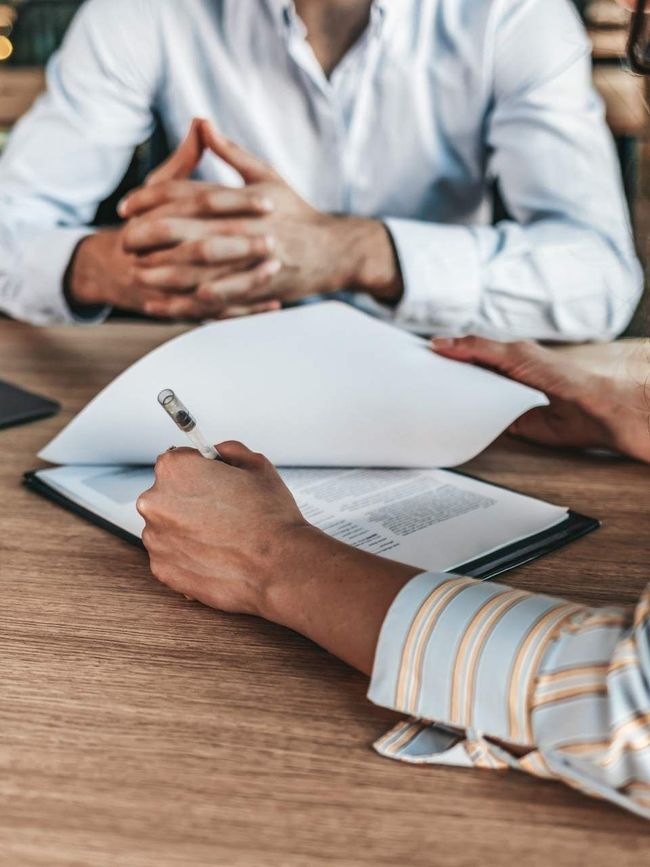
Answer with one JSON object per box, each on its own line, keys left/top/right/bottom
{"left": 263, "top": 526, "right": 421, "bottom": 675}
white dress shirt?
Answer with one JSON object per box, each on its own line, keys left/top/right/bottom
{"left": 0, "top": 0, "right": 642, "bottom": 338}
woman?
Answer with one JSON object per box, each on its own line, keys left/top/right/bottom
{"left": 137, "top": 0, "right": 650, "bottom": 818}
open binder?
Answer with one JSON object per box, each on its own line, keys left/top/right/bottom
{"left": 25, "top": 468, "right": 598, "bottom": 581}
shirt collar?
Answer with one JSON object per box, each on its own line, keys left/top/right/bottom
{"left": 264, "top": 0, "right": 405, "bottom": 38}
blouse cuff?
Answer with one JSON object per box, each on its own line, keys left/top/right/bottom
{"left": 368, "top": 572, "right": 581, "bottom": 765}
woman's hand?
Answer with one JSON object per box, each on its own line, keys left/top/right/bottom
{"left": 431, "top": 336, "right": 650, "bottom": 463}
{"left": 136, "top": 441, "right": 311, "bottom": 615}
{"left": 137, "top": 441, "right": 419, "bottom": 673}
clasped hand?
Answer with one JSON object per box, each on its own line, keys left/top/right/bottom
{"left": 70, "top": 119, "right": 357, "bottom": 319}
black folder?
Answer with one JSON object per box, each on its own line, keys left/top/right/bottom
{"left": 24, "top": 469, "right": 600, "bottom": 582}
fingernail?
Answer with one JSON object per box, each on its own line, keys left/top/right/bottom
{"left": 257, "top": 197, "right": 274, "bottom": 213}
{"left": 431, "top": 338, "right": 456, "bottom": 350}
{"left": 117, "top": 197, "right": 129, "bottom": 217}
{"left": 264, "top": 258, "right": 282, "bottom": 276}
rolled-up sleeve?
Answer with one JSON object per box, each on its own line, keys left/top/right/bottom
{"left": 369, "top": 573, "right": 650, "bottom": 819}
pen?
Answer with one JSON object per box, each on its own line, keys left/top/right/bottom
{"left": 157, "top": 389, "right": 221, "bottom": 460}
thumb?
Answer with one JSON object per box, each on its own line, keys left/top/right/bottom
{"left": 200, "top": 121, "right": 278, "bottom": 184}
{"left": 216, "top": 440, "right": 269, "bottom": 470}
{"left": 145, "top": 117, "right": 205, "bottom": 186}
{"left": 430, "top": 336, "right": 565, "bottom": 395}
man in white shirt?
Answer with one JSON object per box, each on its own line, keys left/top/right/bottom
{"left": 0, "top": 0, "right": 642, "bottom": 339}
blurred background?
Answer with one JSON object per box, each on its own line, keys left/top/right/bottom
{"left": 0, "top": 0, "right": 648, "bottom": 335}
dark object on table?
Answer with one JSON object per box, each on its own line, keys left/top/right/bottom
{"left": 0, "top": 379, "right": 59, "bottom": 429}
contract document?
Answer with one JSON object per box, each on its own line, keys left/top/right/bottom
{"left": 28, "top": 303, "right": 598, "bottom": 578}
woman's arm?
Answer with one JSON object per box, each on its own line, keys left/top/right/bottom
{"left": 137, "top": 440, "right": 650, "bottom": 817}
{"left": 136, "top": 441, "right": 420, "bottom": 675}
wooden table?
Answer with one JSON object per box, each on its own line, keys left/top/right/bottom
{"left": 1, "top": 320, "right": 649, "bottom": 867}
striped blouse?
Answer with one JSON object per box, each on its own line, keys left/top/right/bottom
{"left": 368, "top": 573, "right": 650, "bottom": 818}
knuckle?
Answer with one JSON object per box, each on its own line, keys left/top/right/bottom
{"left": 198, "top": 284, "right": 224, "bottom": 306}
{"left": 251, "top": 268, "right": 272, "bottom": 290}
{"left": 136, "top": 492, "right": 152, "bottom": 517}
{"left": 219, "top": 218, "right": 246, "bottom": 236}
{"left": 148, "top": 556, "right": 168, "bottom": 583}
{"left": 161, "top": 181, "right": 176, "bottom": 200}
{"left": 144, "top": 188, "right": 161, "bottom": 209}
{"left": 165, "top": 267, "right": 187, "bottom": 289}
{"left": 251, "top": 235, "right": 270, "bottom": 257}
{"left": 141, "top": 267, "right": 166, "bottom": 287}
{"left": 199, "top": 190, "right": 215, "bottom": 212}
{"left": 155, "top": 451, "right": 173, "bottom": 476}
{"left": 175, "top": 447, "right": 202, "bottom": 466}
{"left": 198, "top": 239, "right": 215, "bottom": 263}
{"left": 160, "top": 267, "right": 180, "bottom": 288}
{"left": 157, "top": 219, "right": 174, "bottom": 243}
{"left": 122, "top": 222, "right": 138, "bottom": 248}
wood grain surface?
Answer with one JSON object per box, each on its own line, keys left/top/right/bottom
{"left": 1, "top": 320, "right": 649, "bottom": 867}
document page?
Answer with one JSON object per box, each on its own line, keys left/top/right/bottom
{"left": 39, "top": 303, "right": 547, "bottom": 469}
{"left": 36, "top": 465, "right": 567, "bottom": 572}
{"left": 278, "top": 468, "right": 567, "bottom": 571}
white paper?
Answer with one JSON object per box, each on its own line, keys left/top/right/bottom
{"left": 40, "top": 302, "right": 548, "bottom": 468}
{"left": 36, "top": 465, "right": 567, "bottom": 573}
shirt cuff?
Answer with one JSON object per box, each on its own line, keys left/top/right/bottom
{"left": 21, "top": 227, "right": 110, "bottom": 325}
{"left": 382, "top": 219, "right": 483, "bottom": 335}
{"left": 368, "top": 572, "right": 581, "bottom": 764}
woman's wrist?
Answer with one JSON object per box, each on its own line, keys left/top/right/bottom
{"left": 261, "top": 524, "right": 420, "bottom": 675}
{"left": 260, "top": 525, "right": 352, "bottom": 628}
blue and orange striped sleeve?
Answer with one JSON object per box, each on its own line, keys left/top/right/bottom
{"left": 367, "top": 573, "right": 650, "bottom": 818}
